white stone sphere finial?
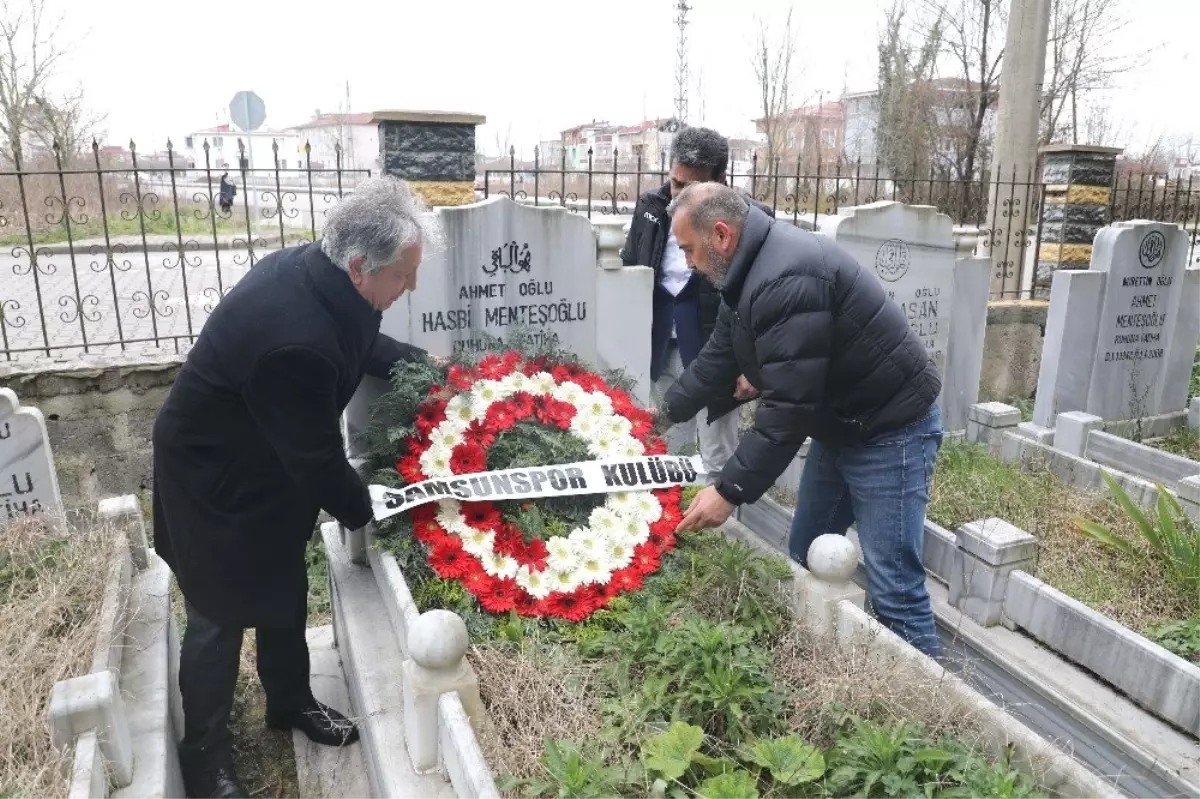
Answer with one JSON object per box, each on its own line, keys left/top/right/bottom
{"left": 806, "top": 534, "right": 858, "bottom": 583}
{"left": 408, "top": 609, "right": 469, "bottom": 671}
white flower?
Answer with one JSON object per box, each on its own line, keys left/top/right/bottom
{"left": 571, "top": 528, "right": 606, "bottom": 558}
{"left": 570, "top": 414, "right": 600, "bottom": 440}
{"left": 419, "top": 443, "right": 453, "bottom": 478}
{"left": 444, "top": 396, "right": 475, "bottom": 426}
{"left": 614, "top": 517, "right": 651, "bottom": 547}
{"left": 619, "top": 440, "right": 645, "bottom": 458}
{"left": 587, "top": 506, "right": 621, "bottom": 538}
{"left": 436, "top": 500, "right": 461, "bottom": 525}
{"left": 500, "top": 372, "right": 529, "bottom": 393}
{"left": 591, "top": 435, "right": 625, "bottom": 459}
{"left": 607, "top": 492, "right": 636, "bottom": 513}
{"left": 552, "top": 381, "right": 587, "bottom": 405}
{"left": 460, "top": 527, "right": 496, "bottom": 557}
{"left": 548, "top": 566, "right": 582, "bottom": 593}
{"left": 578, "top": 555, "right": 610, "bottom": 585}
{"left": 481, "top": 550, "right": 519, "bottom": 580}
{"left": 633, "top": 492, "right": 664, "bottom": 523}
{"left": 578, "top": 391, "right": 614, "bottom": 417}
{"left": 428, "top": 427, "right": 464, "bottom": 452}
{"left": 516, "top": 565, "right": 553, "bottom": 599}
{"left": 529, "top": 372, "right": 557, "bottom": 394}
{"left": 546, "top": 537, "right": 578, "bottom": 572}
{"left": 600, "top": 415, "right": 633, "bottom": 438}
{"left": 606, "top": 540, "right": 634, "bottom": 570}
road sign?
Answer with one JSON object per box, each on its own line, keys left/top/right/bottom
{"left": 230, "top": 91, "right": 266, "bottom": 132}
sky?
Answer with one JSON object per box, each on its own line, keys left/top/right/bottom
{"left": 47, "top": 0, "right": 1196, "bottom": 158}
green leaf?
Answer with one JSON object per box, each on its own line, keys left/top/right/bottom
{"left": 641, "top": 722, "right": 705, "bottom": 781}
{"left": 1101, "top": 470, "right": 1161, "bottom": 551}
{"left": 697, "top": 770, "right": 760, "bottom": 799}
{"left": 743, "top": 736, "right": 826, "bottom": 786}
{"left": 1072, "top": 516, "right": 1135, "bottom": 556}
{"left": 692, "top": 753, "right": 738, "bottom": 777}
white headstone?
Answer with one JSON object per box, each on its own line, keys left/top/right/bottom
{"left": 0, "top": 388, "right": 64, "bottom": 525}
{"left": 820, "top": 201, "right": 990, "bottom": 431}
{"left": 1034, "top": 221, "right": 1200, "bottom": 425}
{"left": 379, "top": 196, "right": 598, "bottom": 360}
{"left": 1085, "top": 221, "right": 1199, "bottom": 420}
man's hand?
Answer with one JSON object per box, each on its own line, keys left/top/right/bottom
{"left": 676, "top": 485, "right": 735, "bottom": 532}
{"left": 734, "top": 374, "right": 759, "bottom": 401}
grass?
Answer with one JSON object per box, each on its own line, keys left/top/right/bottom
{"left": 0, "top": 517, "right": 120, "bottom": 798}
{"left": 167, "top": 532, "right": 331, "bottom": 798}
{"left": 928, "top": 440, "right": 1197, "bottom": 635}
{"left": 0, "top": 208, "right": 249, "bottom": 246}
{"left": 1152, "top": 425, "right": 1200, "bottom": 461}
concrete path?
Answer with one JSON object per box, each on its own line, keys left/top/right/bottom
{"left": 292, "top": 626, "right": 374, "bottom": 799}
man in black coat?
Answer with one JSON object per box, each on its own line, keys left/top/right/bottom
{"left": 665, "top": 183, "right": 945, "bottom": 659}
{"left": 620, "top": 126, "right": 770, "bottom": 482}
{"left": 152, "top": 176, "right": 441, "bottom": 798}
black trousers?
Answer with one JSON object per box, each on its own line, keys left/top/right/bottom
{"left": 178, "top": 598, "right": 312, "bottom": 762}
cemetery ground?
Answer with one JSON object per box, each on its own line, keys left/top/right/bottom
{"left": 0, "top": 515, "right": 121, "bottom": 797}
{"left": 164, "top": 534, "right": 332, "bottom": 799}
{"left": 769, "top": 438, "right": 1199, "bottom": 663}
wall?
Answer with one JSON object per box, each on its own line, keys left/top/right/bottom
{"left": 0, "top": 353, "right": 183, "bottom": 512}
{"left": 981, "top": 300, "right": 1047, "bottom": 402}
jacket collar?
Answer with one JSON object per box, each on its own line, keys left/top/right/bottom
{"left": 720, "top": 204, "right": 773, "bottom": 303}
{"left": 303, "top": 241, "right": 381, "bottom": 339}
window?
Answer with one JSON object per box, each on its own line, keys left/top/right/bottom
{"left": 822, "top": 129, "right": 835, "bottom": 147}
{"left": 213, "top": 136, "right": 224, "bottom": 147}
{"left": 185, "top": 136, "right": 194, "bottom": 149}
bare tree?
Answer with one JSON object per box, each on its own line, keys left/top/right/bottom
{"left": 1040, "top": 0, "right": 1142, "bottom": 145}
{"left": 31, "top": 86, "right": 104, "bottom": 164}
{"left": 751, "top": 3, "right": 797, "bottom": 170}
{"left": 0, "top": 0, "right": 64, "bottom": 165}
{"left": 875, "top": 1, "right": 942, "bottom": 177}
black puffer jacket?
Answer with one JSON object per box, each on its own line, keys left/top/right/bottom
{"left": 664, "top": 204, "right": 941, "bottom": 506}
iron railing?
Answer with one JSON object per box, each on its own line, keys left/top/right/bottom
{"left": 0, "top": 138, "right": 370, "bottom": 361}
{"left": 481, "top": 146, "right": 1200, "bottom": 300}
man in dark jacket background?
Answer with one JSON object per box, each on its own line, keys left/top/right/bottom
{"left": 620, "top": 126, "right": 772, "bottom": 482}
{"left": 152, "top": 177, "right": 442, "bottom": 798}
{"left": 666, "top": 182, "right": 944, "bottom": 659}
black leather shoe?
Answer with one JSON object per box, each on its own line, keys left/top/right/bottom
{"left": 180, "top": 756, "right": 248, "bottom": 799}
{"left": 266, "top": 699, "right": 359, "bottom": 747}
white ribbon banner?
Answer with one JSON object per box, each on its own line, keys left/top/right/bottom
{"left": 370, "top": 454, "right": 708, "bottom": 522}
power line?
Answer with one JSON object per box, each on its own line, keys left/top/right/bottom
{"left": 674, "top": 0, "right": 692, "bottom": 125}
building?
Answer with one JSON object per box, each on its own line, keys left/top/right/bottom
{"left": 753, "top": 101, "right": 846, "bottom": 169}
{"left": 287, "top": 112, "right": 379, "bottom": 173}
{"left": 181, "top": 123, "right": 301, "bottom": 174}
{"left": 559, "top": 120, "right": 618, "bottom": 169}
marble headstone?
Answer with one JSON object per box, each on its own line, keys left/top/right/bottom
{"left": 0, "top": 388, "right": 64, "bottom": 525}
{"left": 820, "top": 201, "right": 990, "bottom": 431}
{"left": 344, "top": 196, "right": 600, "bottom": 458}
{"left": 1034, "top": 220, "right": 1200, "bottom": 425}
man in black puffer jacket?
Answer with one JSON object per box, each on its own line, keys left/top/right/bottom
{"left": 665, "top": 182, "right": 944, "bottom": 658}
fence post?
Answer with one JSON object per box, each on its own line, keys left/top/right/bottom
{"left": 372, "top": 111, "right": 486, "bottom": 207}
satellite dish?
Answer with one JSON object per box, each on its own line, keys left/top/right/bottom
{"left": 229, "top": 91, "right": 266, "bottom": 132}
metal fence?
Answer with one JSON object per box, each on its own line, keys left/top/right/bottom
{"left": 0, "top": 138, "right": 371, "bottom": 362}
{"left": 2, "top": 138, "right": 1197, "bottom": 362}
{"left": 481, "top": 148, "right": 1200, "bottom": 299}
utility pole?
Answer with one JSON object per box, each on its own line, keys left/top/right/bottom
{"left": 983, "top": 0, "right": 1052, "bottom": 295}
{"left": 674, "top": 0, "right": 692, "bottom": 126}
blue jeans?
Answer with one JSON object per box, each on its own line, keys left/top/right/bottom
{"left": 788, "top": 403, "right": 943, "bottom": 658}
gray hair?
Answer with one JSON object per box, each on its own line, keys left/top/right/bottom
{"left": 321, "top": 176, "right": 445, "bottom": 274}
{"left": 667, "top": 182, "right": 749, "bottom": 233}
{"left": 669, "top": 126, "right": 729, "bottom": 180}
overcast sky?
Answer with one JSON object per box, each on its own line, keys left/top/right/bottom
{"left": 51, "top": 0, "right": 1194, "bottom": 157}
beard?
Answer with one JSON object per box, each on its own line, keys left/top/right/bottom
{"left": 701, "top": 243, "right": 733, "bottom": 289}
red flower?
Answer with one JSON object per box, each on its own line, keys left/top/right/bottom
{"left": 447, "top": 364, "right": 476, "bottom": 390}
{"left": 413, "top": 517, "right": 445, "bottom": 544}
{"left": 492, "top": 527, "right": 527, "bottom": 560}
{"left": 462, "top": 567, "right": 495, "bottom": 596}
{"left": 465, "top": 418, "right": 497, "bottom": 448}
{"left": 536, "top": 397, "right": 576, "bottom": 429}
{"left": 544, "top": 590, "right": 598, "bottom": 623}
{"left": 521, "top": 537, "right": 549, "bottom": 569}
{"left": 449, "top": 441, "right": 487, "bottom": 475}
{"left": 650, "top": 515, "right": 677, "bottom": 538}
{"left": 416, "top": 400, "right": 448, "bottom": 436}
{"left": 631, "top": 542, "right": 661, "bottom": 576}
{"left": 513, "top": 592, "right": 542, "bottom": 617}
{"left": 463, "top": 502, "right": 502, "bottom": 532}
{"left": 604, "top": 566, "right": 644, "bottom": 598}
{"left": 643, "top": 438, "right": 667, "bottom": 455}
{"left": 501, "top": 351, "right": 523, "bottom": 371}
{"left": 551, "top": 365, "right": 579, "bottom": 384}
{"left": 396, "top": 455, "right": 425, "bottom": 484}
{"left": 478, "top": 354, "right": 513, "bottom": 380}
{"left": 429, "top": 537, "right": 473, "bottom": 580}
{"left": 506, "top": 392, "right": 536, "bottom": 420}
{"left": 479, "top": 578, "right": 519, "bottom": 613}
{"left": 484, "top": 403, "right": 518, "bottom": 432}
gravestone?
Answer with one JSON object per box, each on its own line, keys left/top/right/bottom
{"left": 1033, "top": 221, "right": 1200, "bottom": 426}
{"left": 819, "top": 201, "right": 991, "bottom": 431}
{"left": 0, "top": 388, "right": 64, "bottom": 525}
{"left": 343, "top": 196, "right": 600, "bottom": 458}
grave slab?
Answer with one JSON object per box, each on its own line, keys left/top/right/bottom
{"left": 819, "top": 201, "right": 989, "bottom": 431}
{"left": 0, "top": 388, "right": 64, "bottom": 524}
{"left": 1032, "top": 270, "right": 1106, "bottom": 427}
